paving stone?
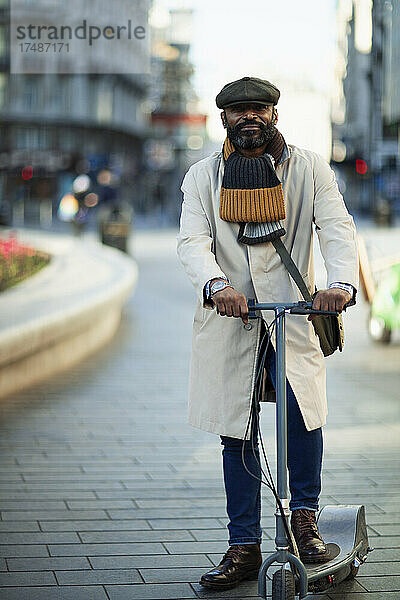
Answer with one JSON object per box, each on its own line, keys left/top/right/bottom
{"left": 367, "top": 548, "right": 400, "bottom": 561}
{"left": 0, "top": 545, "right": 49, "bottom": 557}
{"left": 164, "top": 541, "right": 229, "bottom": 555}
{"left": 140, "top": 566, "right": 208, "bottom": 584}
{"left": 357, "top": 575, "right": 400, "bottom": 591}
{"left": 0, "top": 482, "right": 125, "bottom": 490}
{"left": 148, "top": 518, "right": 223, "bottom": 530}
{"left": 329, "top": 594, "right": 400, "bottom": 599}
{"left": 0, "top": 522, "right": 40, "bottom": 532}
{"left": 360, "top": 561, "right": 400, "bottom": 576}
{"left": 89, "top": 553, "right": 213, "bottom": 569}
{"left": 105, "top": 583, "right": 197, "bottom": 599}
{"left": 0, "top": 586, "right": 109, "bottom": 599}
{"left": 368, "top": 514, "right": 400, "bottom": 525}
{"left": 1, "top": 510, "right": 109, "bottom": 521}
{"left": 39, "top": 519, "right": 151, "bottom": 531}
{"left": 66, "top": 500, "right": 136, "bottom": 509}
{"left": 366, "top": 537, "right": 400, "bottom": 548}
{"left": 0, "top": 570, "right": 56, "bottom": 586}
{"left": 109, "top": 507, "right": 228, "bottom": 519}
{"left": 21, "top": 474, "right": 150, "bottom": 483}
{"left": 189, "top": 529, "right": 227, "bottom": 541}
{"left": 7, "top": 556, "right": 91, "bottom": 571}
{"left": 323, "top": 578, "right": 367, "bottom": 593}
{"left": 55, "top": 568, "right": 142, "bottom": 585}
{"left": 0, "top": 532, "right": 79, "bottom": 544}
{"left": 0, "top": 501, "right": 67, "bottom": 510}
{"left": 369, "top": 524, "right": 400, "bottom": 536}
{"left": 100, "top": 489, "right": 226, "bottom": 500}
{"left": 373, "top": 503, "right": 400, "bottom": 514}
{"left": 48, "top": 542, "right": 167, "bottom": 556}
{"left": 79, "top": 529, "right": 193, "bottom": 543}
{"left": 135, "top": 498, "right": 227, "bottom": 509}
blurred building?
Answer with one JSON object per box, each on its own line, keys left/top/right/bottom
{"left": 0, "top": 0, "right": 151, "bottom": 228}
{"left": 332, "top": 0, "right": 400, "bottom": 220}
{"left": 384, "top": 1, "right": 400, "bottom": 128}
{"left": 331, "top": 0, "right": 373, "bottom": 213}
{"left": 144, "top": 7, "right": 208, "bottom": 224}
{"left": 0, "top": 0, "right": 208, "bottom": 228}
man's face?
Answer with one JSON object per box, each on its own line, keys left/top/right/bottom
{"left": 222, "top": 103, "right": 277, "bottom": 150}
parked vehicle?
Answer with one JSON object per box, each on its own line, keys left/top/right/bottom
{"left": 368, "top": 263, "right": 400, "bottom": 343}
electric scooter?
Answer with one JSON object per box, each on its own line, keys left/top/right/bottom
{"left": 247, "top": 299, "right": 371, "bottom": 600}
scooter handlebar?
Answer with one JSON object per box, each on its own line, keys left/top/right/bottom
{"left": 247, "top": 299, "right": 339, "bottom": 318}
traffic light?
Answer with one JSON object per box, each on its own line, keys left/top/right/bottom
{"left": 355, "top": 159, "right": 368, "bottom": 175}
{"left": 21, "top": 165, "right": 34, "bottom": 180}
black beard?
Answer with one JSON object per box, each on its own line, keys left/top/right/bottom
{"left": 227, "top": 121, "right": 277, "bottom": 150}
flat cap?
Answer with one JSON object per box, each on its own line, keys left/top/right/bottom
{"left": 216, "top": 76, "right": 280, "bottom": 109}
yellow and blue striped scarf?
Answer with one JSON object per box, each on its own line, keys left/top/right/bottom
{"left": 220, "top": 132, "right": 286, "bottom": 244}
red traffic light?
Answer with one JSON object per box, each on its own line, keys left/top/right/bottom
{"left": 21, "top": 165, "right": 34, "bottom": 180}
{"left": 355, "top": 159, "right": 367, "bottom": 175}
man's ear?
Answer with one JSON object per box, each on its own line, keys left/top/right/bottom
{"left": 273, "top": 108, "right": 278, "bottom": 125}
{"left": 221, "top": 111, "right": 227, "bottom": 128}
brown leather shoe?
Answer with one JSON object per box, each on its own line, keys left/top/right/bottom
{"left": 199, "top": 543, "right": 262, "bottom": 590}
{"left": 291, "top": 509, "right": 330, "bottom": 563}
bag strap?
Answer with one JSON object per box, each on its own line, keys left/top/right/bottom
{"left": 271, "top": 238, "right": 313, "bottom": 302}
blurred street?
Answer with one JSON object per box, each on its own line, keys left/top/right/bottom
{"left": 0, "top": 225, "right": 397, "bottom": 599}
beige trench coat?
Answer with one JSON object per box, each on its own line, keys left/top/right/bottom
{"left": 177, "top": 144, "right": 358, "bottom": 438}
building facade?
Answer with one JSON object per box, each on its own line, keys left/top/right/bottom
{"left": 332, "top": 0, "right": 400, "bottom": 219}
{"left": 0, "top": 0, "right": 151, "bottom": 227}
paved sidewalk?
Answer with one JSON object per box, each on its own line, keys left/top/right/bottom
{"left": 0, "top": 228, "right": 398, "bottom": 599}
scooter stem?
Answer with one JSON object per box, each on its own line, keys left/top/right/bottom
{"left": 274, "top": 307, "right": 290, "bottom": 549}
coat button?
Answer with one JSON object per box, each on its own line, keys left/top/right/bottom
{"left": 244, "top": 323, "right": 252, "bottom": 330}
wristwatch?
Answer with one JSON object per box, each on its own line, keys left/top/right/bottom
{"left": 211, "top": 280, "right": 232, "bottom": 296}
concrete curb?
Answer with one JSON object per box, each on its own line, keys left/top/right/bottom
{"left": 0, "top": 228, "right": 138, "bottom": 399}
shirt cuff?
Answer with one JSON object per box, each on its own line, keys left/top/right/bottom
{"left": 329, "top": 282, "right": 357, "bottom": 308}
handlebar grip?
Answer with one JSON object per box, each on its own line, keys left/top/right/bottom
{"left": 290, "top": 308, "right": 339, "bottom": 316}
{"left": 247, "top": 298, "right": 257, "bottom": 320}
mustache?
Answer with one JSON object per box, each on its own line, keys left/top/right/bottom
{"left": 236, "top": 121, "right": 265, "bottom": 131}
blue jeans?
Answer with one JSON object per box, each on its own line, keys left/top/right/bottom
{"left": 221, "top": 332, "right": 323, "bottom": 546}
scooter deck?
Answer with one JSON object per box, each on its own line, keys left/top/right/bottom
{"left": 305, "top": 505, "right": 369, "bottom": 592}
{"left": 258, "top": 505, "right": 370, "bottom": 598}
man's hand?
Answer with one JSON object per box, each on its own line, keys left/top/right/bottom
{"left": 213, "top": 287, "right": 249, "bottom": 325}
{"left": 308, "top": 288, "right": 351, "bottom": 321}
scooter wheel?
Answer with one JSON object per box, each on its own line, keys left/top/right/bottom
{"left": 272, "top": 569, "right": 295, "bottom": 600}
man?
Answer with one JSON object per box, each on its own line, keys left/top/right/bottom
{"left": 177, "top": 76, "right": 358, "bottom": 590}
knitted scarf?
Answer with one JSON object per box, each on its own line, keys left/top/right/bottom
{"left": 220, "top": 130, "right": 286, "bottom": 244}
